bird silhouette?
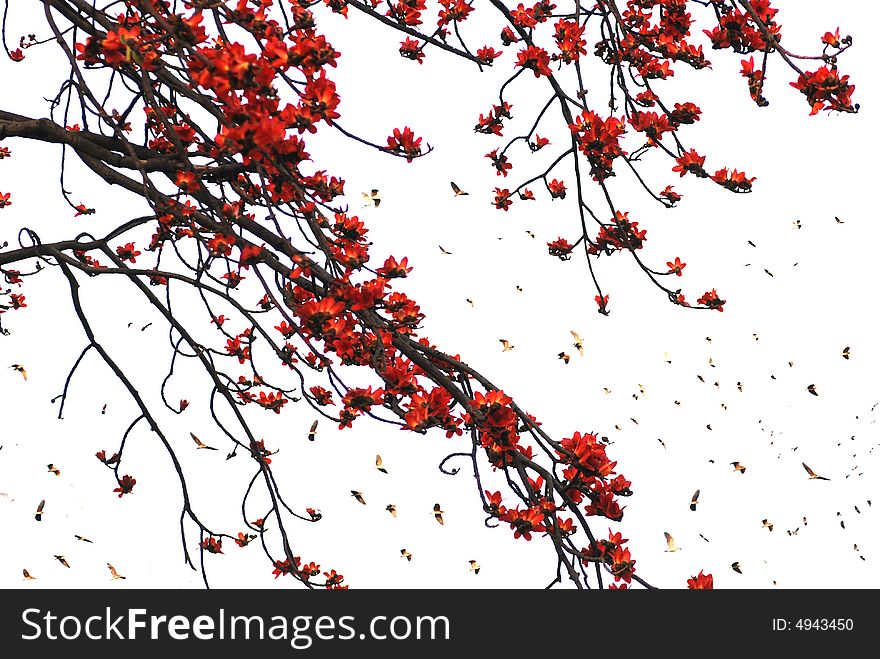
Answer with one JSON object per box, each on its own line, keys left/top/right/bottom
{"left": 468, "top": 560, "right": 480, "bottom": 574}
{"left": 361, "top": 189, "right": 381, "bottom": 208}
{"left": 400, "top": 549, "right": 412, "bottom": 561}
{"left": 689, "top": 489, "right": 700, "bottom": 512}
{"left": 351, "top": 490, "right": 366, "bottom": 505}
{"left": 375, "top": 455, "right": 388, "bottom": 474}
{"left": 571, "top": 331, "right": 584, "bottom": 356}
{"left": 34, "top": 499, "right": 45, "bottom": 522}
{"left": 47, "top": 464, "right": 61, "bottom": 477}
{"left": 802, "top": 463, "right": 830, "bottom": 480}
{"left": 22, "top": 568, "right": 36, "bottom": 580}
{"left": 385, "top": 504, "right": 397, "bottom": 518}
{"left": 190, "top": 432, "right": 218, "bottom": 450}
{"left": 450, "top": 182, "right": 469, "bottom": 196}
{"left": 308, "top": 420, "right": 318, "bottom": 442}
{"left": 10, "top": 364, "right": 27, "bottom": 380}
{"left": 107, "top": 563, "right": 126, "bottom": 580}
{"left": 54, "top": 555, "right": 71, "bottom": 568}
{"left": 499, "top": 339, "right": 514, "bottom": 352}
{"left": 433, "top": 503, "right": 444, "bottom": 525}
{"left": 731, "top": 462, "right": 746, "bottom": 474}
{"left": 663, "top": 532, "right": 679, "bottom": 552}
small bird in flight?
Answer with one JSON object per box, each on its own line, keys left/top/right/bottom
{"left": 190, "top": 432, "right": 218, "bottom": 450}
{"left": 571, "top": 331, "right": 584, "bottom": 356}
{"left": 731, "top": 461, "right": 747, "bottom": 474}
{"left": 499, "top": 339, "right": 514, "bottom": 352}
{"left": 731, "top": 561, "right": 742, "bottom": 574}
{"left": 308, "top": 420, "right": 318, "bottom": 442}
{"left": 375, "top": 455, "right": 388, "bottom": 474}
{"left": 351, "top": 490, "right": 366, "bottom": 505}
{"left": 663, "top": 532, "right": 679, "bottom": 552}
{"left": 35, "top": 499, "right": 45, "bottom": 522}
{"left": 433, "top": 503, "right": 444, "bottom": 525}
{"left": 10, "top": 364, "right": 27, "bottom": 380}
{"left": 450, "top": 181, "right": 469, "bottom": 197}
{"left": 400, "top": 549, "right": 412, "bottom": 561}
{"left": 807, "top": 384, "right": 818, "bottom": 396}
{"left": 107, "top": 563, "right": 126, "bottom": 580}
{"left": 439, "top": 245, "right": 453, "bottom": 255}
{"left": 802, "top": 463, "right": 830, "bottom": 480}
{"left": 762, "top": 519, "right": 774, "bottom": 532}
{"left": 47, "top": 464, "right": 61, "bottom": 477}
{"left": 842, "top": 347, "right": 850, "bottom": 360}
{"left": 558, "top": 352, "right": 571, "bottom": 364}
{"left": 361, "top": 189, "right": 381, "bottom": 208}
{"left": 385, "top": 504, "right": 397, "bottom": 518}
{"left": 75, "top": 534, "right": 93, "bottom": 543}
{"left": 468, "top": 560, "right": 481, "bottom": 574}
{"left": 689, "top": 489, "right": 700, "bottom": 512}
{"left": 22, "top": 569, "right": 36, "bottom": 580}
{"left": 54, "top": 555, "right": 71, "bottom": 569}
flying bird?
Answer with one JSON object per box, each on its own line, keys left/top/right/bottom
{"left": 75, "top": 534, "right": 93, "bottom": 543}
{"left": 47, "top": 464, "right": 61, "bottom": 477}
{"left": 663, "top": 532, "right": 679, "bottom": 552}
{"left": 731, "top": 462, "right": 746, "bottom": 474}
{"left": 400, "top": 549, "right": 412, "bottom": 561}
{"left": 802, "top": 463, "right": 830, "bottom": 480}
{"left": 731, "top": 561, "right": 742, "bottom": 574}
{"left": 54, "top": 555, "right": 71, "bottom": 568}
{"left": 361, "top": 189, "right": 381, "bottom": 208}
{"left": 375, "top": 455, "right": 388, "bottom": 474}
{"left": 107, "top": 563, "right": 126, "bottom": 580}
{"left": 308, "top": 420, "right": 318, "bottom": 442}
{"left": 499, "top": 339, "right": 514, "bottom": 352}
{"left": 35, "top": 499, "right": 45, "bottom": 522}
{"left": 526, "top": 230, "right": 535, "bottom": 238}
{"left": 689, "top": 489, "right": 700, "bottom": 512}
{"left": 762, "top": 519, "right": 774, "bottom": 532}
{"left": 699, "top": 534, "right": 710, "bottom": 543}
{"left": 385, "top": 504, "right": 397, "bottom": 518}
{"left": 439, "top": 245, "right": 453, "bottom": 255}
{"left": 558, "top": 352, "right": 571, "bottom": 364}
{"left": 450, "top": 181, "right": 469, "bottom": 196}
{"left": 842, "top": 347, "right": 850, "bottom": 360}
{"left": 468, "top": 560, "right": 480, "bottom": 574}
{"left": 351, "top": 490, "right": 366, "bottom": 505}
{"left": 22, "top": 569, "right": 36, "bottom": 580}
{"left": 10, "top": 364, "right": 27, "bottom": 380}
{"left": 835, "top": 216, "right": 844, "bottom": 224}
{"left": 571, "top": 331, "right": 584, "bottom": 356}
{"left": 433, "top": 503, "right": 444, "bottom": 525}
{"left": 190, "top": 432, "right": 218, "bottom": 450}
{"left": 807, "top": 384, "right": 818, "bottom": 396}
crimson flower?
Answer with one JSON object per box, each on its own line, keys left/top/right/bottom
{"left": 115, "top": 242, "right": 141, "bottom": 263}
{"left": 547, "top": 238, "right": 573, "bottom": 260}
{"left": 113, "top": 475, "right": 136, "bottom": 497}
{"left": 697, "top": 289, "right": 725, "bottom": 312}
{"left": 687, "top": 571, "right": 714, "bottom": 589}
{"left": 666, "top": 257, "right": 686, "bottom": 276}
{"left": 201, "top": 537, "right": 223, "bottom": 554}
{"left": 548, "top": 179, "right": 566, "bottom": 199}
{"left": 386, "top": 126, "right": 423, "bottom": 162}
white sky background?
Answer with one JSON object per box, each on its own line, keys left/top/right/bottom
{"left": 1, "top": 1, "right": 879, "bottom": 590}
